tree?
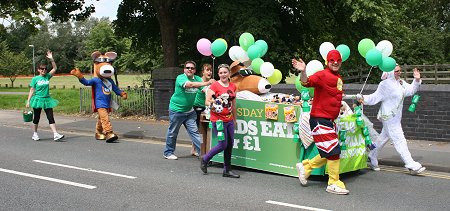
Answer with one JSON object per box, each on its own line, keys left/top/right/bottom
{"left": 0, "top": 0, "right": 95, "bottom": 25}
{"left": 0, "top": 41, "right": 31, "bottom": 87}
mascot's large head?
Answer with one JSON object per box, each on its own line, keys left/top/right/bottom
{"left": 92, "top": 51, "right": 117, "bottom": 78}
{"left": 230, "top": 61, "right": 271, "bottom": 94}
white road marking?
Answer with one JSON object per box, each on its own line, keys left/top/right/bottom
{"left": 0, "top": 168, "right": 96, "bottom": 189}
{"left": 266, "top": 200, "right": 332, "bottom": 211}
{"left": 33, "top": 160, "right": 137, "bottom": 179}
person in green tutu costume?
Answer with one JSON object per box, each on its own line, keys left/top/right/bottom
{"left": 26, "top": 50, "right": 64, "bottom": 142}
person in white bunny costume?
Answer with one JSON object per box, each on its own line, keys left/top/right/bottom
{"left": 352, "top": 65, "right": 425, "bottom": 175}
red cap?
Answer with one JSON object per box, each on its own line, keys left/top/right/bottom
{"left": 327, "top": 50, "right": 342, "bottom": 64}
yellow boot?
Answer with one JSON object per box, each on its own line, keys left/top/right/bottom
{"left": 326, "top": 159, "right": 349, "bottom": 195}
{"left": 296, "top": 155, "right": 327, "bottom": 186}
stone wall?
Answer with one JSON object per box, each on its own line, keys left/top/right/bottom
{"left": 152, "top": 67, "right": 183, "bottom": 120}
{"left": 271, "top": 83, "right": 450, "bottom": 142}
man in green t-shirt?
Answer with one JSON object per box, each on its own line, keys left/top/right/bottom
{"left": 163, "top": 61, "right": 215, "bottom": 160}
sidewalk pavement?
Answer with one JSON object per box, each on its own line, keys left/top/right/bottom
{"left": 2, "top": 109, "right": 449, "bottom": 173}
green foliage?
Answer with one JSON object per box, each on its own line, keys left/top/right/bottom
{"left": 0, "top": 41, "right": 31, "bottom": 87}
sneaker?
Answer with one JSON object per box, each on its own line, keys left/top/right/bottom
{"left": 163, "top": 154, "right": 178, "bottom": 160}
{"left": 200, "top": 156, "right": 207, "bottom": 174}
{"left": 367, "top": 162, "right": 380, "bottom": 171}
{"left": 326, "top": 184, "right": 350, "bottom": 195}
{"left": 409, "top": 167, "right": 426, "bottom": 175}
{"left": 32, "top": 134, "right": 40, "bottom": 141}
{"left": 295, "top": 163, "right": 308, "bottom": 186}
{"left": 54, "top": 133, "right": 65, "bottom": 141}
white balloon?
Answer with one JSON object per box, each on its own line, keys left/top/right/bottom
{"left": 235, "top": 46, "right": 249, "bottom": 63}
{"left": 228, "top": 46, "right": 240, "bottom": 61}
{"left": 306, "top": 60, "right": 324, "bottom": 76}
{"left": 260, "top": 62, "right": 275, "bottom": 78}
{"left": 319, "top": 42, "right": 335, "bottom": 61}
{"left": 376, "top": 40, "right": 393, "bottom": 57}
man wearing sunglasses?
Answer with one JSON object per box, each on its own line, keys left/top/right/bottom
{"left": 164, "top": 61, "right": 215, "bottom": 160}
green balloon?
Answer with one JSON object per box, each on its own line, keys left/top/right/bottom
{"left": 295, "top": 75, "right": 315, "bottom": 97}
{"left": 295, "top": 75, "right": 303, "bottom": 92}
{"left": 247, "top": 44, "right": 263, "bottom": 60}
{"left": 239, "top": 32, "right": 255, "bottom": 51}
{"left": 255, "top": 40, "right": 268, "bottom": 57}
{"left": 251, "top": 58, "right": 264, "bottom": 74}
{"left": 379, "top": 56, "right": 396, "bottom": 72}
{"left": 358, "top": 38, "right": 375, "bottom": 58}
{"left": 267, "top": 69, "right": 282, "bottom": 85}
{"left": 365, "top": 48, "right": 382, "bottom": 66}
{"left": 211, "top": 39, "right": 227, "bottom": 57}
{"left": 308, "top": 87, "right": 315, "bottom": 98}
{"left": 336, "top": 44, "right": 350, "bottom": 62}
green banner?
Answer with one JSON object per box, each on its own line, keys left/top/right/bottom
{"left": 210, "top": 99, "right": 367, "bottom": 177}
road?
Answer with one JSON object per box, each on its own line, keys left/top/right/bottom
{"left": 1, "top": 125, "right": 449, "bottom": 210}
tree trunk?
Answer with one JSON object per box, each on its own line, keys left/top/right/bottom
{"left": 152, "top": 0, "right": 179, "bottom": 68}
{"left": 158, "top": 11, "right": 178, "bottom": 67}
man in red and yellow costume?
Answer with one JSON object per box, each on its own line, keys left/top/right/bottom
{"left": 292, "top": 50, "right": 349, "bottom": 195}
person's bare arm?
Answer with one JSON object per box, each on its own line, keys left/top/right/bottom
{"left": 47, "top": 51, "right": 57, "bottom": 76}
{"left": 185, "top": 79, "right": 215, "bottom": 88}
{"left": 26, "top": 87, "right": 35, "bottom": 108}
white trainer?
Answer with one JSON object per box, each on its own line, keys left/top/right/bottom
{"left": 367, "top": 162, "right": 381, "bottom": 171}
{"left": 32, "top": 134, "right": 40, "bottom": 141}
{"left": 164, "top": 154, "right": 178, "bottom": 160}
{"left": 410, "top": 167, "right": 426, "bottom": 175}
{"left": 326, "top": 184, "right": 350, "bottom": 195}
{"left": 54, "top": 133, "right": 65, "bottom": 141}
{"left": 295, "top": 163, "right": 308, "bottom": 186}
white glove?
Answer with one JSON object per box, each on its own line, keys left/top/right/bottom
{"left": 356, "top": 94, "right": 364, "bottom": 103}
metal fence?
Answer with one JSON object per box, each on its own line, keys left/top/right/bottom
{"left": 79, "top": 87, "right": 155, "bottom": 117}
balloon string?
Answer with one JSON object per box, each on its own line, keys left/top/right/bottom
{"left": 211, "top": 56, "right": 216, "bottom": 79}
{"left": 359, "top": 66, "right": 373, "bottom": 94}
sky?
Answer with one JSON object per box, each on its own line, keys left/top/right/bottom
{"left": 88, "top": 0, "right": 121, "bottom": 21}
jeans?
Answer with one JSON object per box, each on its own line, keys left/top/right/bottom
{"left": 164, "top": 109, "right": 201, "bottom": 156}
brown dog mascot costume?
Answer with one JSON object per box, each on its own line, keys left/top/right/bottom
{"left": 230, "top": 61, "right": 271, "bottom": 94}
{"left": 70, "top": 51, "right": 127, "bottom": 143}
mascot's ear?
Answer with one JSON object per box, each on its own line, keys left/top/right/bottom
{"left": 91, "top": 51, "right": 102, "bottom": 60}
{"left": 105, "top": 52, "right": 117, "bottom": 60}
{"left": 230, "top": 61, "right": 242, "bottom": 75}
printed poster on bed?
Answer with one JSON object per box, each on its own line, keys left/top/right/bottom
{"left": 210, "top": 99, "right": 302, "bottom": 177}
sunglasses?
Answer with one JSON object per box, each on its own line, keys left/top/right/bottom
{"left": 185, "top": 67, "right": 195, "bottom": 70}
{"left": 38, "top": 67, "right": 47, "bottom": 70}
{"left": 94, "top": 57, "right": 114, "bottom": 63}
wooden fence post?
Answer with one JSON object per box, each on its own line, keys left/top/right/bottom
{"left": 434, "top": 63, "right": 438, "bottom": 85}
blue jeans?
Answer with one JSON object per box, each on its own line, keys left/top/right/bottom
{"left": 164, "top": 109, "right": 201, "bottom": 156}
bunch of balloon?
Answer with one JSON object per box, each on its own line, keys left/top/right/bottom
{"left": 228, "top": 32, "right": 282, "bottom": 85}
{"left": 408, "top": 94, "right": 421, "bottom": 112}
{"left": 196, "top": 37, "right": 229, "bottom": 76}
{"left": 354, "top": 106, "right": 376, "bottom": 150}
{"left": 358, "top": 38, "right": 397, "bottom": 72}
{"left": 319, "top": 42, "right": 351, "bottom": 63}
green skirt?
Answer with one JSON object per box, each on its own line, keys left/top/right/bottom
{"left": 29, "top": 96, "right": 59, "bottom": 109}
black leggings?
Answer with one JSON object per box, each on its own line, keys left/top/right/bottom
{"left": 33, "top": 108, "right": 55, "bottom": 124}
